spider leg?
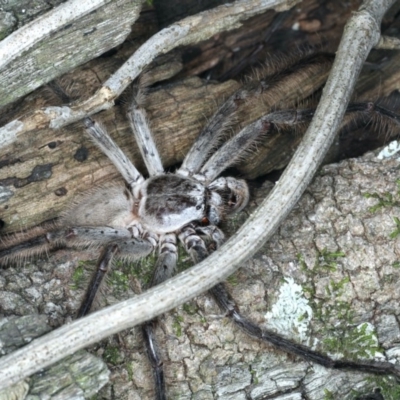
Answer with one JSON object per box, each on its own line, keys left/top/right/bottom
{"left": 0, "top": 226, "right": 147, "bottom": 266}
{"left": 180, "top": 227, "right": 400, "bottom": 379}
{"left": 46, "top": 81, "right": 144, "bottom": 188}
{"left": 142, "top": 234, "right": 178, "bottom": 400}
{"left": 197, "top": 108, "right": 320, "bottom": 183}
{"left": 179, "top": 53, "right": 334, "bottom": 179}
{"left": 209, "top": 283, "right": 400, "bottom": 377}
{"left": 84, "top": 117, "right": 144, "bottom": 187}
{"left": 77, "top": 243, "right": 119, "bottom": 317}
{"left": 147, "top": 234, "right": 177, "bottom": 287}
{"left": 142, "top": 322, "right": 166, "bottom": 400}
{"left": 77, "top": 236, "right": 153, "bottom": 317}
{"left": 178, "top": 88, "right": 251, "bottom": 177}
{"left": 127, "top": 88, "right": 164, "bottom": 177}
{"left": 198, "top": 101, "right": 400, "bottom": 183}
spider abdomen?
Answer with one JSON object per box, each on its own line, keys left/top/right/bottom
{"left": 62, "top": 184, "right": 137, "bottom": 228}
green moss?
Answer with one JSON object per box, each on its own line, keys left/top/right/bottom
{"left": 172, "top": 315, "right": 184, "bottom": 337}
{"left": 109, "top": 270, "right": 129, "bottom": 291}
{"left": 296, "top": 249, "right": 392, "bottom": 397}
{"left": 371, "top": 377, "right": 400, "bottom": 400}
{"left": 389, "top": 216, "right": 400, "bottom": 239}
{"left": 182, "top": 303, "right": 198, "bottom": 315}
{"left": 323, "top": 389, "right": 335, "bottom": 400}
{"left": 126, "top": 362, "right": 134, "bottom": 381}
{"left": 363, "top": 179, "right": 400, "bottom": 212}
{"left": 71, "top": 261, "right": 90, "bottom": 290}
{"left": 297, "top": 250, "right": 383, "bottom": 362}
{"left": 176, "top": 244, "right": 193, "bottom": 273}
{"left": 353, "top": 377, "right": 400, "bottom": 400}
{"left": 103, "top": 346, "right": 121, "bottom": 365}
{"left": 297, "top": 249, "right": 346, "bottom": 298}
{"left": 250, "top": 368, "right": 259, "bottom": 385}
{"left": 226, "top": 273, "right": 239, "bottom": 286}
{"left": 122, "top": 253, "right": 158, "bottom": 287}
{"left": 363, "top": 180, "right": 400, "bottom": 240}
{"left": 363, "top": 191, "right": 399, "bottom": 212}
{"left": 323, "top": 323, "right": 382, "bottom": 360}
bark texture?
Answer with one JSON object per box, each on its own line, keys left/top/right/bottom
{"left": 0, "top": 0, "right": 144, "bottom": 107}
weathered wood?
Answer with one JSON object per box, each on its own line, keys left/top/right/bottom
{"left": 2, "top": 49, "right": 400, "bottom": 233}
{"left": 0, "top": 69, "right": 239, "bottom": 232}
{"left": 0, "top": 0, "right": 144, "bottom": 107}
{"left": 1, "top": 0, "right": 400, "bottom": 235}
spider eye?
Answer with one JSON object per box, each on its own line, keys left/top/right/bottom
{"left": 201, "top": 217, "right": 209, "bottom": 226}
{"left": 228, "top": 194, "right": 237, "bottom": 208}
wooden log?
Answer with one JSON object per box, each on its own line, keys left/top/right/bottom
{"left": 1, "top": 0, "right": 399, "bottom": 235}
{"left": 0, "top": 0, "right": 145, "bottom": 107}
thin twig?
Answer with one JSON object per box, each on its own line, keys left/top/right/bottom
{"left": 0, "top": 0, "right": 394, "bottom": 390}
{"left": 376, "top": 34, "right": 400, "bottom": 49}
{"left": 0, "top": 0, "right": 300, "bottom": 149}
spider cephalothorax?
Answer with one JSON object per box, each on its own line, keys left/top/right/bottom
{"left": 135, "top": 174, "right": 249, "bottom": 231}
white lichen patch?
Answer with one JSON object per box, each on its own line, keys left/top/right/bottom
{"left": 377, "top": 140, "right": 400, "bottom": 160}
{"left": 265, "top": 277, "right": 313, "bottom": 343}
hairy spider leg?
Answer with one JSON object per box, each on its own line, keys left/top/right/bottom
{"left": 142, "top": 225, "right": 226, "bottom": 400}
{"left": 210, "top": 282, "right": 400, "bottom": 377}
{"left": 142, "top": 322, "right": 166, "bottom": 400}
{"left": 141, "top": 234, "right": 178, "bottom": 400}
{"left": 77, "top": 244, "right": 119, "bottom": 317}
{"left": 0, "top": 226, "right": 144, "bottom": 266}
{"left": 128, "top": 88, "right": 164, "bottom": 177}
{"left": 77, "top": 236, "right": 153, "bottom": 317}
{"left": 178, "top": 88, "right": 251, "bottom": 177}
{"left": 147, "top": 234, "right": 178, "bottom": 288}
{"left": 198, "top": 100, "right": 400, "bottom": 184}
{"left": 178, "top": 52, "right": 336, "bottom": 179}
{"left": 198, "top": 117, "right": 273, "bottom": 183}
{"left": 84, "top": 117, "right": 144, "bottom": 187}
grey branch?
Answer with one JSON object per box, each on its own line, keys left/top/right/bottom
{"left": 376, "top": 34, "right": 400, "bottom": 49}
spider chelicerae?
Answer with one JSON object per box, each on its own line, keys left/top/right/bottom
{"left": 1, "top": 56, "right": 400, "bottom": 399}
